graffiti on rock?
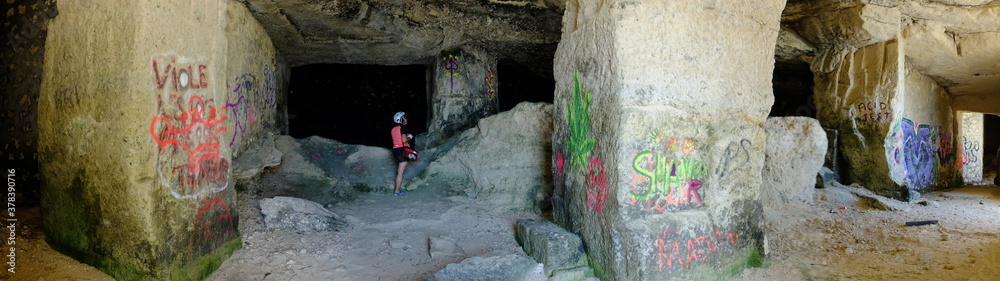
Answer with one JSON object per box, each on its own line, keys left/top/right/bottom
{"left": 153, "top": 57, "right": 208, "bottom": 92}
{"left": 150, "top": 94, "right": 230, "bottom": 198}
{"left": 150, "top": 57, "right": 229, "bottom": 198}
{"left": 585, "top": 158, "right": 609, "bottom": 212}
{"left": 899, "top": 118, "right": 935, "bottom": 188}
{"left": 936, "top": 126, "right": 954, "bottom": 165}
{"left": 442, "top": 54, "right": 460, "bottom": 90}
{"left": 856, "top": 101, "right": 891, "bottom": 122}
{"left": 714, "top": 139, "right": 751, "bottom": 178}
{"left": 193, "top": 189, "right": 237, "bottom": 254}
{"left": 656, "top": 228, "right": 739, "bottom": 271}
{"left": 962, "top": 136, "right": 980, "bottom": 165}
{"left": 484, "top": 67, "right": 497, "bottom": 101}
{"left": 225, "top": 74, "right": 259, "bottom": 147}
{"left": 566, "top": 71, "right": 595, "bottom": 171}
{"left": 262, "top": 63, "right": 277, "bottom": 109}
{"left": 630, "top": 132, "right": 707, "bottom": 212}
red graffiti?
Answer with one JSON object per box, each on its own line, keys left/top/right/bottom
{"left": 585, "top": 158, "right": 609, "bottom": 212}
{"left": 194, "top": 189, "right": 237, "bottom": 253}
{"left": 656, "top": 229, "right": 739, "bottom": 271}
{"left": 153, "top": 57, "right": 208, "bottom": 91}
{"left": 150, "top": 95, "right": 229, "bottom": 195}
{"left": 556, "top": 152, "right": 565, "bottom": 178}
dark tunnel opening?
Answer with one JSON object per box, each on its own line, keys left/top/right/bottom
{"left": 770, "top": 62, "right": 816, "bottom": 117}
{"left": 287, "top": 64, "right": 428, "bottom": 148}
{"left": 984, "top": 113, "right": 1000, "bottom": 182}
{"left": 287, "top": 62, "right": 554, "bottom": 148}
{"left": 496, "top": 60, "right": 554, "bottom": 112}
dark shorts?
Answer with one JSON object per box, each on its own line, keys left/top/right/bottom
{"left": 393, "top": 147, "right": 410, "bottom": 163}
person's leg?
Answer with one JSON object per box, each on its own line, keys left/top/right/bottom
{"left": 395, "top": 161, "right": 409, "bottom": 194}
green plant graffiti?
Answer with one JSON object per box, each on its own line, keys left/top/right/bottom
{"left": 566, "top": 71, "right": 595, "bottom": 170}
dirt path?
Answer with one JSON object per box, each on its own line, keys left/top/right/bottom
{"left": 207, "top": 186, "right": 542, "bottom": 281}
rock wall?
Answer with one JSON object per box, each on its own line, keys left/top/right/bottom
{"left": 801, "top": 3, "right": 966, "bottom": 200}
{"left": 426, "top": 47, "right": 500, "bottom": 146}
{"left": 37, "top": 0, "right": 286, "bottom": 279}
{"left": 958, "top": 112, "right": 984, "bottom": 183}
{"left": 883, "top": 61, "right": 961, "bottom": 197}
{"left": 551, "top": 1, "right": 783, "bottom": 280}
{"left": 814, "top": 41, "right": 904, "bottom": 199}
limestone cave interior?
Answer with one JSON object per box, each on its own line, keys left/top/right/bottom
{"left": 3, "top": 0, "right": 1000, "bottom": 280}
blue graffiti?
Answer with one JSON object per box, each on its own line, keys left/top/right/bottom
{"left": 901, "top": 118, "right": 935, "bottom": 188}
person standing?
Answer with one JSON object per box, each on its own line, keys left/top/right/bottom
{"left": 391, "top": 111, "right": 414, "bottom": 196}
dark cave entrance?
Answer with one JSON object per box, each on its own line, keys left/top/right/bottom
{"left": 769, "top": 62, "right": 816, "bottom": 117}
{"left": 287, "top": 62, "right": 554, "bottom": 148}
{"left": 984, "top": 114, "right": 1000, "bottom": 182}
{"left": 287, "top": 64, "right": 428, "bottom": 149}
{"left": 496, "top": 61, "right": 554, "bottom": 112}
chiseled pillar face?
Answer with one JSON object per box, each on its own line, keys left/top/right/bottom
{"left": 552, "top": 0, "right": 784, "bottom": 279}
{"left": 39, "top": 0, "right": 284, "bottom": 279}
{"left": 427, "top": 48, "right": 499, "bottom": 147}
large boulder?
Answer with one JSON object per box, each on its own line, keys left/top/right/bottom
{"left": 418, "top": 102, "right": 554, "bottom": 211}
{"left": 762, "top": 117, "right": 828, "bottom": 206}
{"left": 259, "top": 196, "right": 348, "bottom": 232}
{"left": 514, "top": 219, "right": 590, "bottom": 277}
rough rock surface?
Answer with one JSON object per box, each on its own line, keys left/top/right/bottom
{"left": 782, "top": 0, "right": 1000, "bottom": 115}
{"left": 424, "top": 254, "right": 546, "bottom": 281}
{"left": 232, "top": 133, "right": 284, "bottom": 180}
{"left": 429, "top": 235, "right": 466, "bottom": 260}
{"left": 240, "top": 0, "right": 563, "bottom": 75}
{"left": 762, "top": 117, "right": 828, "bottom": 206}
{"left": 514, "top": 219, "right": 589, "bottom": 277}
{"left": 418, "top": 102, "right": 554, "bottom": 211}
{"left": 259, "top": 196, "right": 348, "bottom": 232}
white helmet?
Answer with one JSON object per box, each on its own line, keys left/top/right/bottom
{"left": 393, "top": 112, "right": 406, "bottom": 124}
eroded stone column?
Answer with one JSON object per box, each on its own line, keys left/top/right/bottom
{"left": 38, "top": 0, "right": 285, "bottom": 279}
{"left": 551, "top": 1, "right": 783, "bottom": 279}
{"left": 958, "top": 112, "right": 984, "bottom": 183}
{"left": 426, "top": 47, "right": 499, "bottom": 146}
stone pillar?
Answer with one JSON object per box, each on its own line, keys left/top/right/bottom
{"left": 958, "top": 112, "right": 984, "bottom": 183}
{"left": 813, "top": 41, "right": 905, "bottom": 198}
{"left": 426, "top": 47, "right": 500, "bottom": 147}
{"left": 803, "top": 2, "right": 967, "bottom": 200}
{"left": 38, "top": 0, "right": 284, "bottom": 279}
{"left": 551, "top": 1, "right": 783, "bottom": 280}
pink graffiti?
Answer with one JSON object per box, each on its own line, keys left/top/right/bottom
{"left": 150, "top": 95, "right": 229, "bottom": 192}
{"left": 585, "top": 158, "right": 609, "bottom": 212}
{"left": 657, "top": 229, "right": 739, "bottom": 271}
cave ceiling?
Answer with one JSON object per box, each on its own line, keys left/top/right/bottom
{"left": 242, "top": 0, "right": 997, "bottom": 101}
{"left": 239, "top": 0, "right": 564, "bottom": 76}
{"left": 778, "top": 0, "right": 1000, "bottom": 102}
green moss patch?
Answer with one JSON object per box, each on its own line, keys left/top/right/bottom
{"left": 170, "top": 238, "right": 242, "bottom": 281}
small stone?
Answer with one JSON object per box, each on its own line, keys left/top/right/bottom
{"left": 299, "top": 249, "right": 307, "bottom": 254}
{"left": 845, "top": 247, "right": 854, "bottom": 254}
{"left": 944, "top": 264, "right": 955, "bottom": 270}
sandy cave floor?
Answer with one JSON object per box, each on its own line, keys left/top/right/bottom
{"left": 10, "top": 184, "right": 1000, "bottom": 281}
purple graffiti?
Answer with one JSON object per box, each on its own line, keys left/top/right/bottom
{"left": 901, "top": 118, "right": 935, "bottom": 188}
{"left": 443, "top": 55, "right": 460, "bottom": 89}
{"left": 225, "top": 74, "right": 258, "bottom": 147}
